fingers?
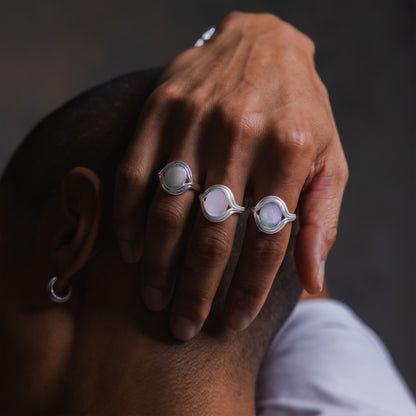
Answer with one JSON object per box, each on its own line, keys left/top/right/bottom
{"left": 112, "top": 88, "right": 176, "bottom": 264}
{"left": 223, "top": 121, "right": 315, "bottom": 330}
{"left": 295, "top": 139, "right": 349, "bottom": 293}
{"left": 138, "top": 148, "right": 201, "bottom": 312}
{"left": 224, "top": 186, "right": 305, "bottom": 330}
{"left": 169, "top": 168, "right": 248, "bottom": 341}
{"left": 139, "top": 187, "right": 197, "bottom": 311}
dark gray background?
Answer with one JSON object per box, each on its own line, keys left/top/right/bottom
{"left": 1, "top": 0, "right": 415, "bottom": 396}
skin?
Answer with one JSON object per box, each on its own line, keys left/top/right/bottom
{"left": 113, "top": 12, "right": 348, "bottom": 340}
{"left": 0, "top": 62, "right": 332, "bottom": 414}
{"left": 0, "top": 169, "right": 261, "bottom": 416}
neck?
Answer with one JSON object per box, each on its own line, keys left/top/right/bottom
{"left": 50, "top": 248, "right": 257, "bottom": 416}
{"left": 56, "top": 323, "right": 257, "bottom": 416}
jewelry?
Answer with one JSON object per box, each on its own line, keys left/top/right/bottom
{"left": 47, "top": 276, "right": 72, "bottom": 303}
{"left": 199, "top": 184, "right": 245, "bottom": 223}
{"left": 252, "top": 196, "right": 296, "bottom": 234}
{"left": 158, "top": 161, "right": 201, "bottom": 195}
{"left": 194, "top": 27, "right": 216, "bottom": 47}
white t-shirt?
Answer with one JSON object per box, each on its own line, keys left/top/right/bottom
{"left": 256, "top": 299, "right": 416, "bottom": 415}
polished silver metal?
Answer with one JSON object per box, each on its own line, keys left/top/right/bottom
{"left": 199, "top": 184, "right": 245, "bottom": 223}
{"left": 252, "top": 195, "right": 296, "bottom": 234}
{"left": 158, "top": 161, "right": 201, "bottom": 195}
{"left": 47, "top": 276, "right": 72, "bottom": 303}
{"left": 194, "top": 27, "right": 216, "bottom": 47}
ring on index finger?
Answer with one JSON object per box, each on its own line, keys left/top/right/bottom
{"left": 158, "top": 161, "right": 201, "bottom": 195}
{"left": 251, "top": 196, "right": 296, "bottom": 234}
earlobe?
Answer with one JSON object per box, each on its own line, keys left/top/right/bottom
{"left": 52, "top": 167, "right": 103, "bottom": 296}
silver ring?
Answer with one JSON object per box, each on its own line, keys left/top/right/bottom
{"left": 199, "top": 184, "right": 245, "bottom": 223}
{"left": 252, "top": 196, "right": 296, "bottom": 234}
{"left": 158, "top": 161, "right": 201, "bottom": 195}
{"left": 194, "top": 27, "right": 216, "bottom": 47}
{"left": 47, "top": 276, "right": 72, "bottom": 303}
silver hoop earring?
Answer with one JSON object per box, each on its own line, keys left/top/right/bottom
{"left": 47, "top": 276, "right": 72, "bottom": 303}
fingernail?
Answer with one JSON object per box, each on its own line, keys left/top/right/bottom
{"left": 225, "top": 307, "right": 252, "bottom": 331}
{"left": 119, "top": 241, "right": 135, "bottom": 264}
{"left": 142, "top": 286, "right": 166, "bottom": 312}
{"left": 317, "top": 261, "right": 325, "bottom": 292}
{"left": 172, "top": 317, "right": 196, "bottom": 341}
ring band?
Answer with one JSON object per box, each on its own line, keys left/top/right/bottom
{"left": 252, "top": 196, "right": 296, "bottom": 234}
{"left": 158, "top": 161, "right": 201, "bottom": 195}
{"left": 199, "top": 184, "right": 245, "bottom": 223}
{"left": 47, "top": 276, "right": 72, "bottom": 303}
{"left": 194, "top": 27, "right": 216, "bottom": 47}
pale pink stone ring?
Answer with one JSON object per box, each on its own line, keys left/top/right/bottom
{"left": 199, "top": 185, "right": 245, "bottom": 223}
{"left": 158, "top": 161, "right": 296, "bottom": 233}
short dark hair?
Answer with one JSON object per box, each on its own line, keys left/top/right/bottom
{"left": 1, "top": 68, "right": 302, "bottom": 373}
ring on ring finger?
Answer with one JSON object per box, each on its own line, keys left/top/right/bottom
{"left": 251, "top": 195, "right": 296, "bottom": 234}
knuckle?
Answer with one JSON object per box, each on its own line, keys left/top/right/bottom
{"left": 192, "top": 229, "right": 231, "bottom": 264}
{"left": 250, "top": 237, "right": 284, "bottom": 269}
{"left": 151, "top": 200, "right": 185, "bottom": 232}
{"left": 299, "top": 32, "right": 316, "bottom": 56}
{"left": 186, "top": 89, "right": 208, "bottom": 114}
{"left": 222, "top": 11, "right": 244, "bottom": 26}
{"left": 149, "top": 83, "right": 182, "bottom": 108}
{"left": 318, "top": 82, "right": 330, "bottom": 102}
{"left": 217, "top": 99, "right": 261, "bottom": 143}
{"left": 142, "top": 260, "right": 167, "bottom": 284}
{"left": 280, "top": 22, "right": 315, "bottom": 54}
{"left": 177, "top": 292, "right": 212, "bottom": 322}
{"left": 328, "top": 151, "right": 349, "bottom": 188}
{"left": 117, "top": 163, "right": 146, "bottom": 190}
{"left": 277, "top": 121, "right": 314, "bottom": 158}
{"left": 260, "top": 12, "right": 281, "bottom": 24}
{"left": 339, "top": 159, "right": 350, "bottom": 186}
{"left": 325, "top": 225, "right": 338, "bottom": 247}
{"left": 150, "top": 84, "right": 207, "bottom": 118}
{"left": 234, "top": 284, "right": 268, "bottom": 314}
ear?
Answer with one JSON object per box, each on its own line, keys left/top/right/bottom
{"left": 52, "top": 167, "right": 103, "bottom": 295}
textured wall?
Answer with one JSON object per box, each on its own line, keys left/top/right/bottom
{"left": 1, "top": 0, "right": 415, "bottom": 394}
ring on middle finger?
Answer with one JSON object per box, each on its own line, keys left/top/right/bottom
{"left": 199, "top": 184, "right": 245, "bottom": 223}
{"left": 158, "top": 161, "right": 201, "bottom": 195}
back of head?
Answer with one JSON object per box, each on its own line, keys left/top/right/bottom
{"left": 0, "top": 68, "right": 301, "bottom": 415}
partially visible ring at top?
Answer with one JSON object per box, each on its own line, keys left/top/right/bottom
{"left": 158, "top": 161, "right": 201, "bottom": 195}
{"left": 199, "top": 184, "right": 245, "bottom": 223}
{"left": 252, "top": 196, "right": 296, "bottom": 234}
{"left": 194, "top": 27, "right": 216, "bottom": 47}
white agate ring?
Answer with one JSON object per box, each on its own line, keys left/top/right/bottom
{"left": 158, "top": 161, "right": 201, "bottom": 195}
{"left": 252, "top": 196, "right": 296, "bottom": 234}
{"left": 199, "top": 184, "right": 245, "bottom": 223}
{"left": 194, "top": 27, "right": 216, "bottom": 47}
{"left": 47, "top": 276, "right": 72, "bottom": 303}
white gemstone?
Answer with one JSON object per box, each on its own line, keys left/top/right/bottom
{"left": 204, "top": 189, "right": 229, "bottom": 217}
{"left": 165, "top": 165, "right": 186, "bottom": 188}
{"left": 259, "top": 203, "right": 282, "bottom": 228}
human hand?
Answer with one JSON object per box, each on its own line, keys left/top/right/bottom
{"left": 113, "top": 11, "right": 348, "bottom": 340}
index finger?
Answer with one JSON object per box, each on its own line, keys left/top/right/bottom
{"left": 113, "top": 96, "right": 166, "bottom": 263}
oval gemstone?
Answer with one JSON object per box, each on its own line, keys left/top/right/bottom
{"left": 164, "top": 165, "right": 186, "bottom": 188}
{"left": 204, "top": 189, "right": 229, "bottom": 217}
{"left": 259, "top": 202, "right": 282, "bottom": 228}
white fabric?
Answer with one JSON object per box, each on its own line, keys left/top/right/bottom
{"left": 256, "top": 299, "right": 416, "bottom": 415}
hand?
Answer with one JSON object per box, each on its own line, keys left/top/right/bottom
{"left": 113, "top": 11, "right": 348, "bottom": 340}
